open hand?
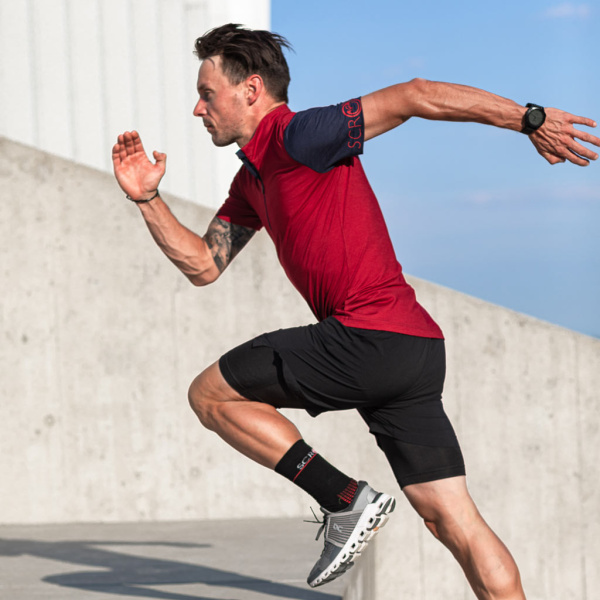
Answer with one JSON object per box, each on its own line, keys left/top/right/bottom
{"left": 112, "top": 131, "right": 166, "bottom": 198}
{"left": 530, "top": 108, "right": 600, "bottom": 166}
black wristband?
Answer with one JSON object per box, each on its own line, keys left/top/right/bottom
{"left": 126, "top": 189, "right": 159, "bottom": 203}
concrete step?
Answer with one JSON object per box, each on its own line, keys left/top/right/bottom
{"left": 0, "top": 518, "right": 345, "bottom": 600}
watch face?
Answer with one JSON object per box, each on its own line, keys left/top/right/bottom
{"left": 528, "top": 108, "right": 545, "bottom": 128}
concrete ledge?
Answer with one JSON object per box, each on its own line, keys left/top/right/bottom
{"left": 0, "top": 518, "right": 344, "bottom": 600}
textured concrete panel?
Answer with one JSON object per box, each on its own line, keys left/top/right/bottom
{"left": 2, "top": 137, "right": 599, "bottom": 599}
{"left": 343, "top": 278, "right": 600, "bottom": 600}
{"left": 0, "top": 136, "right": 320, "bottom": 524}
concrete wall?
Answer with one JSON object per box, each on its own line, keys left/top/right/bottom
{"left": 0, "top": 0, "right": 270, "bottom": 208}
{"left": 0, "top": 135, "right": 318, "bottom": 523}
{"left": 2, "top": 138, "right": 599, "bottom": 598}
{"left": 343, "top": 280, "right": 600, "bottom": 600}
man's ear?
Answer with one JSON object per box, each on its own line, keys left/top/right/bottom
{"left": 246, "top": 74, "right": 264, "bottom": 105}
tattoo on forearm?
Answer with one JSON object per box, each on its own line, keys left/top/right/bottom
{"left": 204, "top": 217, "right": 255, "bottom": 273}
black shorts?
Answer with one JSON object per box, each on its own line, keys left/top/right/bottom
{"left": 219, "top": 317, "right": 465, "bottom": 488}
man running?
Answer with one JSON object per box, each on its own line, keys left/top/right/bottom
{"left": 112, "top": 23, "right": 599, "bottom": 598}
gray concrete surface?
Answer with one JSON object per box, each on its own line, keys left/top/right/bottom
{"left": 0, "top": 518, "right": 344, "bottom": 600}
{"left": 2, "top": 137, "right": 599, "bottom": 599}
{"left": 0, "top": 135, "right": 318, "bottom": 525}
{"left": 343, "top": 281, "right": 600, "bottom": 600}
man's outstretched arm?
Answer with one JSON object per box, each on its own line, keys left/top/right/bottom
{"left": 112, "top": 130, "right": 255, "bottom": 286}
{"left": 362, "top": 79, "right": 600, "bottom": 166}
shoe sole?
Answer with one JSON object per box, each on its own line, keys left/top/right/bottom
{"left": 308, "top": 493, "right": 396, "bottom": 587}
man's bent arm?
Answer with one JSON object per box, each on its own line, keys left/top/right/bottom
{"left": 111, "top": 130, "right": 255, "bottom": 284}
{"left": 136, "top": 196, "right": 255, "bottom": 286}
{"left": 362, "top": 78, "right": 599, "bottom": 166}
{"left": 203, "top": 215, "right": 256, "bottom": 276}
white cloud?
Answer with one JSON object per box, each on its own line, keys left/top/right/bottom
{"left": 383, "top": 58, "right": 427, "bottom": 79}
{"left": 464, "top": 191, "right": 496, "bottom": 205}
{"left": 543, "top": 3, "right": 592, "bottom": 19}
{"left": 461, "top": 184, "right": 600, "bottom": 205}
{"left": 546, "top": 184, "right": 600, "bottom": 202}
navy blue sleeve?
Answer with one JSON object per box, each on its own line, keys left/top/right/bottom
{"left": 283, "top": 98, "right": 364, "bottom": 173}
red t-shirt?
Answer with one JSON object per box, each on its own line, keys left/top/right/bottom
{"left": 216, "top": 100, "right": 443, "bottom": 339}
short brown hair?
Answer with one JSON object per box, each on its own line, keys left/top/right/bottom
{"left": 194, "top": 23, "right": 292, "bottom": 103}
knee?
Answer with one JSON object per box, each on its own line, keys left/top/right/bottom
{"left": 413, "top": 503, "right": 446, "bottom": 542}
{"left": 188, "top": 370, "right": 220, "bottom": 430}
{"left": 423, "top": 518, "right": 441, "bottom": 540}
{"left": 404, "top": 478, "right": 473, "bottom": 546}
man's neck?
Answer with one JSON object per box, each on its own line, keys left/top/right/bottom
{"left": 236, "top": 100, "right": 286, "bottom": 148}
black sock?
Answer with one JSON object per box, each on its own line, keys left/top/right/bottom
{"left": 275, "top": 439, "right": 358, "bottom": 512}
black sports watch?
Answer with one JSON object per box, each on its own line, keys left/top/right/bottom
{"left": 521, "top": 103, "right": 546, "bottom": 135}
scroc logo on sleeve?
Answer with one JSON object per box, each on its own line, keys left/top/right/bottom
{"left": 342, "top": 99, "right": 363, "bottom": 150}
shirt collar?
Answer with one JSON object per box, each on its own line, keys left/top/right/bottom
{"left": 236, "top": 104, "right": 291, "bottom": 175}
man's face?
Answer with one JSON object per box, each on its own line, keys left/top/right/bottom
{"left": 193, "top": 56, "right": 247, "bottom": 147}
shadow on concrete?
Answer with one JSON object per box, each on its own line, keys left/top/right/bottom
{"left": 0, "top": 537, "right": 341, "bottom": 600}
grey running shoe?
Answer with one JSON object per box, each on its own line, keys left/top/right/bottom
{"left": 307, "top": 481, "right": 396, "bottom": 588}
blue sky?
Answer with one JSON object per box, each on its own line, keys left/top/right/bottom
{"left": 271, "top": 1, "right": 600, "bottom": 337}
